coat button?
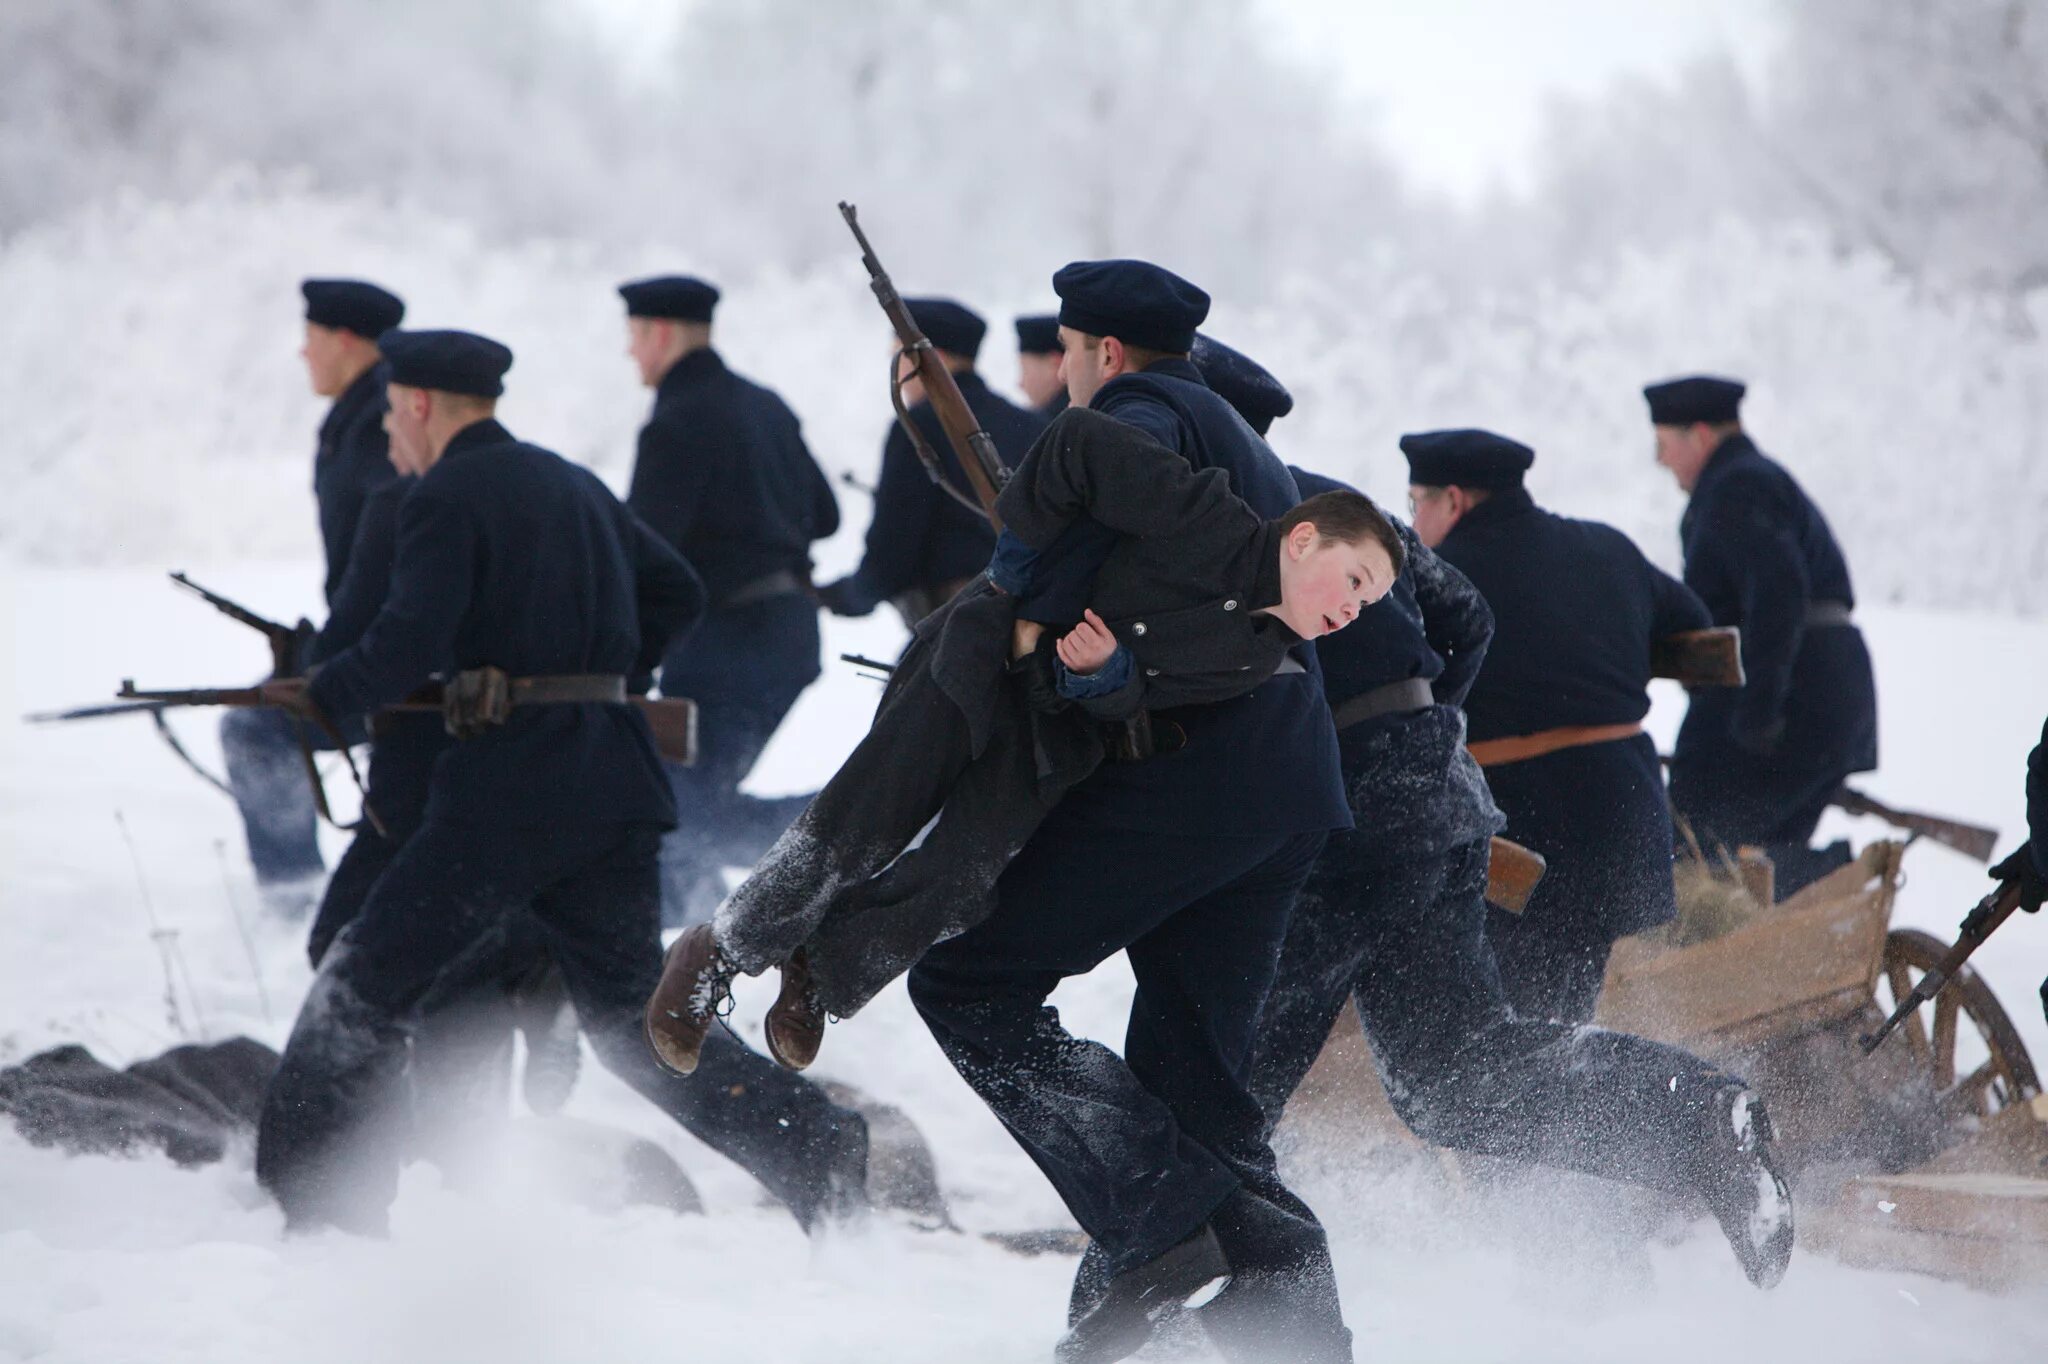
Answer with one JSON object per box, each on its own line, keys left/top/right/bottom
{"left": 1145, "top": 667, "right": 1160, "bottom": 677}
{"left": 1224, "top": 600, "right": 1238, "bottom": 611}
{"left": 1132, "top": 622, "right": 1147, "bottom": 636}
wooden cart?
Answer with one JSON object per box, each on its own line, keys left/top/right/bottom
{"left": 1283, "top": 839, "right": 2048, "bottom": 1288}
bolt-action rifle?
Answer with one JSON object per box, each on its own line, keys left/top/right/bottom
{"left": 1861, "top": 878, "right": 2030, "bottom": 1055}
{"left": 840, "top": 201, "right": 1009, "bottom": 530}
{"left": 1832, "top": 786, "right": 2000, "bottom": 863}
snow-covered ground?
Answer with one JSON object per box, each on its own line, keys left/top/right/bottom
{"left": 2, "top": 559, "right": 2046, "bottom": 1363}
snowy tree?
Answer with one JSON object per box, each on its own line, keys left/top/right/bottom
{"left": 1765, "top": 0, "right": 2048, "bottom": 300}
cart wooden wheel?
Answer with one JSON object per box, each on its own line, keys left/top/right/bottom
{"left": 1876, "top": 928, "right": 2043, "bottom": 1122}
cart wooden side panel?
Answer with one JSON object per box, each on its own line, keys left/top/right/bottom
{"left": 1594, "top": 842, "right": 1901, "bottom": 1050}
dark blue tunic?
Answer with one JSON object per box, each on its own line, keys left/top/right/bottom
{"left": 307, "top": 476, "right": 449, "bottom": 832}
{"left": 1438, "top": 487, "right": 1710, "bottom": 940}
{"left": 312, "top": 362, "right": 398, "bottom": 607}
{"left": 1015, "top": 360, "right": 1348, "bottom": 838}
{"left": 624, "top": 348, "right": 838, "bottom": 605}
{"left": 840, "top": 372, "right": 1045, "bottom": 608}
{"left": 1290, "top": 467, "right": 1498, "bottom": 861}
{"left": 309, "top": 419, "right": 705, "bottom": 829}
{"left": 1670, "top": 433, "right": 1878, "bottom": 846}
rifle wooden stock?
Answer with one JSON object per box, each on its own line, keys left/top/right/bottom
{"left": 839, "top": 202, "right": 1009, "bottom": 530}
{"left": 1651, "top": 627, "right": 1744, "bottom": 687}
{"left": 1861, "top": 881, "right": 2023, "bottom": 1054}
{"left": 1833, "top": 786, "right": 1999, "bottom": 863}
{"left": 1486, "top": 836, "right": 1547, "bottom": 915}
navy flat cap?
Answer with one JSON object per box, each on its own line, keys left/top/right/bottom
{"left": 1643, "top": 375, "right": 1746, "bottom": 426}
{"left": 904, "top": 298, "right": 987, "bottom": 360}
{"left": 378, "top": 329, "right": 514, "bottom": 398}
{"left": 301, "top": 279, "right": 404, "bottom": 338}
{"left": 618, "top": 275, "right": 720, "bottom": 323}
{"left": 1014, "top": 314, "right": 1062, "bottom": 356}
{"left": 1053, "top": 259, "right": 1209, "bottom": 354}
{"left": 1190, "top": 333, "right": 1293, "bottom": 436}
{"left": 1400, "top": 429, "right": 1535, "bottom": 490}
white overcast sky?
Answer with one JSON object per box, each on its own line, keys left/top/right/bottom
{"left": 577, "top": 0, "right": 1782, "bottom": 201}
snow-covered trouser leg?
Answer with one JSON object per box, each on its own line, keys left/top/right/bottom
{"left": 715, "top": 640, "right": 980, "bottom": 975}
{"left": 1252, "top": 833, "right": 1739, "bottom": 1198}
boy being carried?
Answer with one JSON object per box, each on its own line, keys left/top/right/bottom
{"left": 646, "top": 407, "right": 1400, "bottom": 1075}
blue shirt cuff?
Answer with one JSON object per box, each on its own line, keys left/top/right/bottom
{"left": 1057, "top": 644, "right": 1133, "bottom": 699}
{"left": 987, "top": 530, "right": 1038, "bottom": 597}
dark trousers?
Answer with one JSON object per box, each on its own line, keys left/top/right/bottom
{"left": 908, "top": 810, "right": 1334, "bottom": 1264}
{"left": 220, "top": 706, "right": 329, "bottom": 885}
{"left": 1485, "top": 906, "right": 1615, "bottom": 1025}
{"left": 1482, "top": 735, "right": 1676, "bottom": 1023}
{"left": 1251, "top": 835, "right": 1737, "bottom": 1200}
{"left": 255, "top": 819, "right": 866, "bottom": 1233}
{"left": 658, "top": 596, "right": 820, "bottom": 927}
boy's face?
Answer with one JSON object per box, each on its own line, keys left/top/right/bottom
{"left": 1274, "top": 525, "right": 1397, "bottom": 639}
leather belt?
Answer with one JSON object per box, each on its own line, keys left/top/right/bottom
{"left": 717, "top": 568, "right": 807, "bottom": 611}
{"left": 1331, "top": 678, "right": 1434, "bottom": 731}
{"left": 1805, "top": 600, "right": 1855, "bottom": 628}
{"left": 506, "top": 674, "right": 627, "bottom": 705}
{"left": 1468, "top": 721, "right": 1643, "bottom": 768}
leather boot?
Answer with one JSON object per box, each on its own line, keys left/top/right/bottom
{"left": 643, "top": 924, "right": 735, "bottom": 1076}
{"left": 764, "top": 947, "right": 827, "bottom": 1071}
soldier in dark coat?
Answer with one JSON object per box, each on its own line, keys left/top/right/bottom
{"left": 253, "top": 330, "right": 874, "bottom": 1236}
{"left": 300, "top": 472, "right": 579, "bottom": 1125}
{"left": 618, "top": 276, "right": 841, "bottom": 927}
{"left": 1167, "top": 348, "right": 1794, "bottom": 1298}
{"left": 646, "top": 408, "right": 1399, "bottom": 1076}
{"left": 1015, "top": 313, "right": 1069, "bottom": 416}
{"left": 910, "top": 263, "right": 1355, "bottom": 1363}
{"left": 1650, "top": 376, "right": 1879, "bottom": 895}
{"left": 818, "top": 298, "right": 1047, "bottom": 626}
{"left": 220, "top": 278, "right": 404, "bottom": 910}
{"left": 1414, "top": 430, "right": 1713, "bottom": 1022}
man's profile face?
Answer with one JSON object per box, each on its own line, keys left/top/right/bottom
{"left": 1407, "top": 485, "right": 1459, "bottom": 549}
{"left": 1653, "top": 424, "right": 1710, "bottom": 492}
{"left": 301, "top": 322, "right": 356, "bottom": 398}
{"left": 1276, "top": 527, "right": 1396, "bottom": 639}
{"left": 382, "top": 384, "right": 431, "bottom": 475}
{"left": 627, "top": 318, "right": 676, "bottom": 388}
{"left": 1018, "top": 350, "right": 1064, "bottom": 408}
{"left": 1059, "top": 327, "right": 1109, "bottom": 408}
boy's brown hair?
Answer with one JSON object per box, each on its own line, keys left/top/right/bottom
{"left": 1280, "top": 489, "right": 1406, "bottom": 577}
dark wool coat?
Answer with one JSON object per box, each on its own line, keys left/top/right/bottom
{"left": 624, "top": 347, "right": 838, "bottom": 605}
{"left": 309, "top": 419, "right": 704, "bottom": 829}
{"left": 1669, "top": 432, "right": 1879, "bottom": 845}
{"left": 312, "top": 362, "right": 398, "bottom": 606}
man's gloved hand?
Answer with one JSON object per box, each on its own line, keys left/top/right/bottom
{"left": 816, "top": 577, "right": 875, "bottom": 618}
{"left": 1730, "top": 713, "right": 1787, "bottom": 757}
{"left": 1990, "top": 845, "right": 2048, "bottom": 912}
{"left": 1008, "top": 633, "right": 1070, "bottom": 715}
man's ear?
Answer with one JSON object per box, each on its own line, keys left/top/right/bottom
{"left": 1099, "top": 335, "right": 1126, "bottom": 379}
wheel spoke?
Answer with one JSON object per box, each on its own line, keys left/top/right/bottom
{"left": 1937, "top": 1060, "right": 1999, "bottom": 1121}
